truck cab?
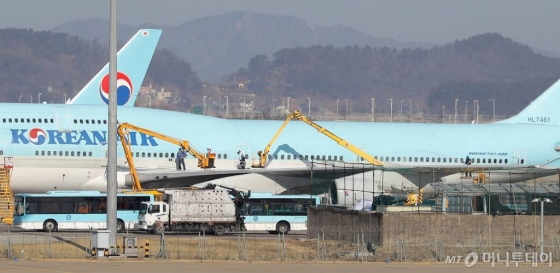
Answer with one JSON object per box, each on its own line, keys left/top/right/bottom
{"left": 137, "top": 201, "right": 168, "bottom": 234}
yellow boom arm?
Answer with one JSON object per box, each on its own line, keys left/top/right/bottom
{"left": 117, "top": 122, "right": 215, "bottom": 191}
{"left": 252, "top": 110, "right": 383, "bottom": 168}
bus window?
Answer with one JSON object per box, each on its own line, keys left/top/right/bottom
{"left": 77, "top": 202, "right": 89, "bottom": 213}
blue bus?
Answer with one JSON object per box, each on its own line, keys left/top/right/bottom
{"left": 13, "top": 191, "right": 155, "bottom": 232}
{"left": 242, "top": 193, "right": 320, "bottom": 234}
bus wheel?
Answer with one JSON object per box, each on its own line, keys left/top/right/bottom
{"left": 214, "top": 225, "right": 226, "bottom": 236}
{"left": 43, "top": 220, "right": 58, "bottom": 232}
{"left": 116, "top": 219, "right": 125, "bottom": 232}
{"left": 153, "top": 221, "right": 164, "bottom": 235}
{"left": 276, "top": 221, "right": 290, "bottom": 234}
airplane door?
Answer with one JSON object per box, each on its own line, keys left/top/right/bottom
{"left": 236, "top": 144, "right": 251, "bottom": 167}
{"left": 100, "top": 144, "right": 108, "bottom": 167}
{"left": 53, "top": 106, "right": 72, "bottom": 132}
{"left": 512, "top": 149, "right": 526, "bottom": 165}
{"left": 347, "top": 146, "right": 367, "bottom": 163}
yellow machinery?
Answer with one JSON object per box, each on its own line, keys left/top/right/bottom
{"left": 117, "top": 122, "right": 216, "bottom": 193}
{"left": 0, "top": 157, "right": 13, "bottom": 224}
{"left": 251, "top": 110, "right": 384, "bottom": 168}
{"left": 404, "top": 188, "right": 424, "bottom": 206}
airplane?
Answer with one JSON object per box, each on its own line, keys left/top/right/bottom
{"left": 2, "top": 74, "right": 560, "bottom": 207}
{"left": 66, "top": 29, "right": 162, "bottom": 106}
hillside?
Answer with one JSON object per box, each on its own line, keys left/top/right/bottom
{"left": 232, "top": 33, "right": 560, "bottom": 115}
{"left": 51, "top": 11, "right": 431, "bottom": 81}
{"left": 0, "top": 28, "right": 202, "bottom": 107}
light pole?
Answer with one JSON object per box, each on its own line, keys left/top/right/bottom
{"left": 390, "top": 99, "right": 393, "bottom": 122}
{"left": 29, "top": 95, "right": 33, "bottom": 103}
{"left": 19, "top": 95, "right": 22, "bottom": 103}
{"left": 476, "top": 100, "right": 479, "bottom": 124}
{"left": 208, "top": 97, "right": 212, "bottom": 114}
{"left": 242, "top": 97, "right": 246, "bottom": 119}
{"left": 473, "top": 100, "right": 479, "bottom": 124}
{"left": 336, "top": 99, "right": 339, "bottom": 117}
{"left": 489, "top": 98, "right": 495, "bottom": 121}
{"left": 400, "top": 100, "right": 404, "bottom": 122}
{"left": 408, "top": 99, "right": 411, "bottom": 115}
{"left": 532, "top": 198, "right": 552, "bottom": 255}
{"left": 307, "top": 98, "right": 311, "bottom": 116}
{"left": 287, "top": 97, "right": 290, "bottom": 113}
{"left": 442, "top": 105, "right": 445, "bottom": 121}
{"left": 272, "top": 98, "right": 276, "bottom": 118}
{"left": 371, "top": 98, "right": 375, "bottom": 122}
{"left": 203, "top": 95, "right": 207, "bottom": 115}
{"left": 464, "top": 101, "right": 468, "bottom": 123}
{"left": 218, "top": 97, "right": 222, "bottom": 115}
{"left": 63, "top": 93, "right": 67, "bottom": 103}
{"left": 454, "top": 99, "right": 458, "bottom": 124}
{"left": 225, "top": 96, "right": 229, "bottom": 118}
{"left": 345, "top": 99, "right": 348, "bottom": 118}
{"left": 38, "top": 93, "right": 42, "bottom": 104}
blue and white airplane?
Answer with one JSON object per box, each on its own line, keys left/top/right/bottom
{"left": 67, "top": 29, "right": 161, "bottom": 106}
{"left": 1, "top": 74, "right": 560, "bottom": 205}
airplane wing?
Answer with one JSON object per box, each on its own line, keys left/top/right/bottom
{"left": 127, "top": 162, "right": 375, "bottom": 189}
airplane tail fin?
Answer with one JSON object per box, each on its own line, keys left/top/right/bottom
{"left": 499, "top": 78, "right": 560, "bottom": 125}
{"left": 67, "top": 29, "right": 162, "bottom": 107}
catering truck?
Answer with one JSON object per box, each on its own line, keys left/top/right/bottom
{"left": 136, "top": 188, "right": 248, "bottom": 235}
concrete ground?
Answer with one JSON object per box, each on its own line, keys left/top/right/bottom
{"left": 0, "top": 260, "right": 555, "bottom": 273}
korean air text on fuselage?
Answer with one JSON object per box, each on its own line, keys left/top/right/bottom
{"left": 10, "top": 128, "right": 159, "bottom": 146}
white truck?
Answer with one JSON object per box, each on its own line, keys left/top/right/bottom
{"left": 136, "top": 188, "right": 247, "bottom": 235}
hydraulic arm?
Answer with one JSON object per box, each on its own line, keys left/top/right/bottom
{"left": 117, "top": 122, "right": 215, "bottom": 191}
{"left": 252, "top": 110, "right": 384, "bottom": 168}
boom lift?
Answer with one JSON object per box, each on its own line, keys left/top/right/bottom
{"left": 117, "top": 122, "right": 216, "bottom": 192}
{"left": 251, "top": 110, "right": 384, "bottom": 168}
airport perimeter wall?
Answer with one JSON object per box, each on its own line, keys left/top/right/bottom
{"left": 308, "top": 207, "right": 560, "bottom": 248}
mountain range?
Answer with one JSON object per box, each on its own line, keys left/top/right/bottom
{"left": 51, "top": 11, "right": 432, "bottom": 81}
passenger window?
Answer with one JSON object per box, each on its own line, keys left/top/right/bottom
{"left": 274, "top": 155, "right": 278, "bottom": 159}
{"left": 334, "top": 156, "right": 337, "bottom": 161}
{"left": 380, "top": 156, "right": 384, "bottom": 161}
{"left": 414, "top": 157, "right": 418, "bottom": 162}
{"left": 499, "top": 159, "right": 502, "bottom": 164}
{"left": 218, "top": 154, "right": 221, "bottom": 159}
{"left": 281, "top": 155, "right": 284, "bottom": 160}
{"left": 26, "top": 118, "right": 30, "bottom": 123}
{"left": 443, "top": 158, "right": 446, "bottom": 163}
{"left": 520, "top": 159, "right": 525, "bottom": 164}
{"left": 403, "top": 157, "right": 406, "bottom": 162}
{"left": 47, "top": 151, "right": 51, "bottom": 156}
{"left": 142, "top": 152, "right": 145, "bottom": 157}
{"left": 74, "top": 119, "right": 77, "bottom": 124}
{"left": 65, "top": 151, "right": 69, "bottom": 156}
{"left": 89, "top": 152, "right": 92, "bottom": 156}
{"left": 288, "top": 155, "right": 292, "bottom": 160}
{"left": 505, "top": 159, "right": 508, "bottom": 164}
{"left": 391, "top": 157, "right": 395, "bottom": 161}
{"left": 340, "top": 156, "right": 343, "bottom": 161}
{"left": 49, "top": 119, "right": 53, "bottom": 123}
{"left": 304, "top": 155, "right": 308, "bottom": 160}
{"left": 41, "top": 151, "right": 45, "bottom": 156}
{"left": 86, "top": 120, "right": 89, "bottom": 124}
{"left": 35, "top": 151, "right": 39, "bottom": 156}
{"left": 483, "top": 159, "right": 486, "bottom": 163}
{"left": 165, "top": 153, "right": 169, "bottom": 158}
{"left": 71, "top": 151, "right": 74, "bottom": 156}
{"left": 14, "top": 118, "right": 18, "bottom": 123}
{"left": 477, "top": 158, "right": 480, "bottom": 163}
{"left": 224, "top": 154, "right": 227, "bottom": 159}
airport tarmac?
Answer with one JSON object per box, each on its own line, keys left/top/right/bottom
{"left": 0, "top": 260, "right": 555, "bottom": 273}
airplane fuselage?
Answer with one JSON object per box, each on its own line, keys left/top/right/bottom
{"left": 1, "top": 103, "right": 558, "bottom": 196}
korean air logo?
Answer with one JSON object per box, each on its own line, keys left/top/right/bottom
{"left": 28, "top": 128, "right": 47, "bottom": 145}
{"left": 99, "top": 72, "right": 133, "bottom": 106}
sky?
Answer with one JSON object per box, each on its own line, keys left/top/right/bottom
{"left": 2, "top": 0, "right": 560, "bottom": 54}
